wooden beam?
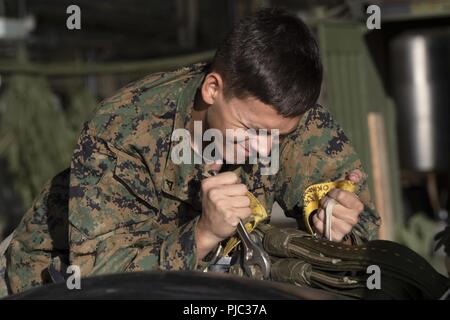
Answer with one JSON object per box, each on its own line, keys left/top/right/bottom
{"left": 368, "top": 112, "right": 395, "bottom": 240}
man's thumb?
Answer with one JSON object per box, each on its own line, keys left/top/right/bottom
{"left": 347, "top": 169, "right": 363, "bottom": 184}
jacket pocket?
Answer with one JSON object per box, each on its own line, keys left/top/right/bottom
{"left": 113, "top": 150, "right": 159, "bottom": 211}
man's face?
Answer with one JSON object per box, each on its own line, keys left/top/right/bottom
{"left": 205, "top": 89, "right": 301, "bottom": 164}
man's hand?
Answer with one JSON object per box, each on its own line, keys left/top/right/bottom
{"left": 195, "top": 172, "right": 251, "bottom": 261}
{"left": 311, "top": 170, "right": 365, "bottom": 242}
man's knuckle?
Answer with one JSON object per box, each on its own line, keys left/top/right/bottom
{"left": 239, "top": 184, "right": 248, "bottom": 193}
{"left": 313, "top": 218, "right": 322, "bottom": 228}
{"left": 230, "top": 219, "right": 239, "bottom": 227}
{"left": 228, "top": 172, "right": 239, "bottom": 182}
{"left": 318, "top": 209, "right": 324, "bottom": 220}
{"left": 343, "top": 224, "right": 353, "bottom": 234}
{"left": 224, "top": 211, "right": 233, "bottom": 222}
{"left": 357, "top": 202, "right": 364, "bottom": 212}
{"left": 336, "top": 190, "right": 346, "bottom": 202}
{"left": 208, "top": 188, "right": 220, "bottom": 201}
{"left": 349, "top": 216, "right": 358, "bottom": 225}
{"left": 216, "top": 199, "right": 227, "bottom": 208}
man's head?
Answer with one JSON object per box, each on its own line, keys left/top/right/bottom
{"left": 197, "top": 8, "right": 322, "bottom": 164}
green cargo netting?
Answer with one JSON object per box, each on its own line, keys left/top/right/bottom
{"left": 0, "top": 75, "right": 96, "bottom": 209}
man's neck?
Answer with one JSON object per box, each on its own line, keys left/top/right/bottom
{"left": 190, "top": 91, "right": 208, "bottom": 131}
{"left": 190, "top": 92, "right": 222, "bottom": 173}
{"left": 190, "top": 91, "right": 208, "bottom": 154}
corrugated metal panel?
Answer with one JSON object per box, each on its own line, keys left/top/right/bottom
{"left": 317, "top": 21, "right": 404, "bottom": 231}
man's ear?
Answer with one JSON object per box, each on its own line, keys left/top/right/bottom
{"left": 201, "top": 72, "right": 224, "bottom": 105}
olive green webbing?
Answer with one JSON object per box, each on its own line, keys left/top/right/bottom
{"left": 256, "top": 224, "right": 449, "bottom": 299}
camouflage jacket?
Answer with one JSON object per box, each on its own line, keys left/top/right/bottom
{"left": 4, "top": 63, "right": 380, "bottom": 294}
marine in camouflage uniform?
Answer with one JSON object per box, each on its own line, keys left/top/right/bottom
{"left": 1, "top": 63, "right": 380, "bottom": 296}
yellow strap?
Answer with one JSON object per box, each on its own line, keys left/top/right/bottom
{"left": 222, "top": 180, "right": 356, "bottom": 256}
{"left": 303, "top": 180, "right": 356, "bottom": 234}
{"left": 223, "top": 192, "right": 268, "bottom": 256}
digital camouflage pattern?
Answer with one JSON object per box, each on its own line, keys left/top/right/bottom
{"left": 2, "top": 63, "right": 380, "bottom": 295}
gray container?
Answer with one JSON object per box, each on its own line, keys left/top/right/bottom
{"left": 390, "top": 29, "right": 449, "bottom": 172}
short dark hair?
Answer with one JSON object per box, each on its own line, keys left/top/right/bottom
{"left": 212, "top": 8, "right": 323, "bottom": 117}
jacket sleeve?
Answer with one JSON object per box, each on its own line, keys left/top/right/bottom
{"left": 68, "top": 124, "right": 200, "bottom": 276}
{"left": 277, "top": 105, "right": 381, "bottom": 243}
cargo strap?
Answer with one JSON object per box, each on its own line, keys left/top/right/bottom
{"left": 204, "top": 178, "right": 449, "bottom": 299}
{"left": 258, "top": 224, "right": 449, "bottom": 299}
